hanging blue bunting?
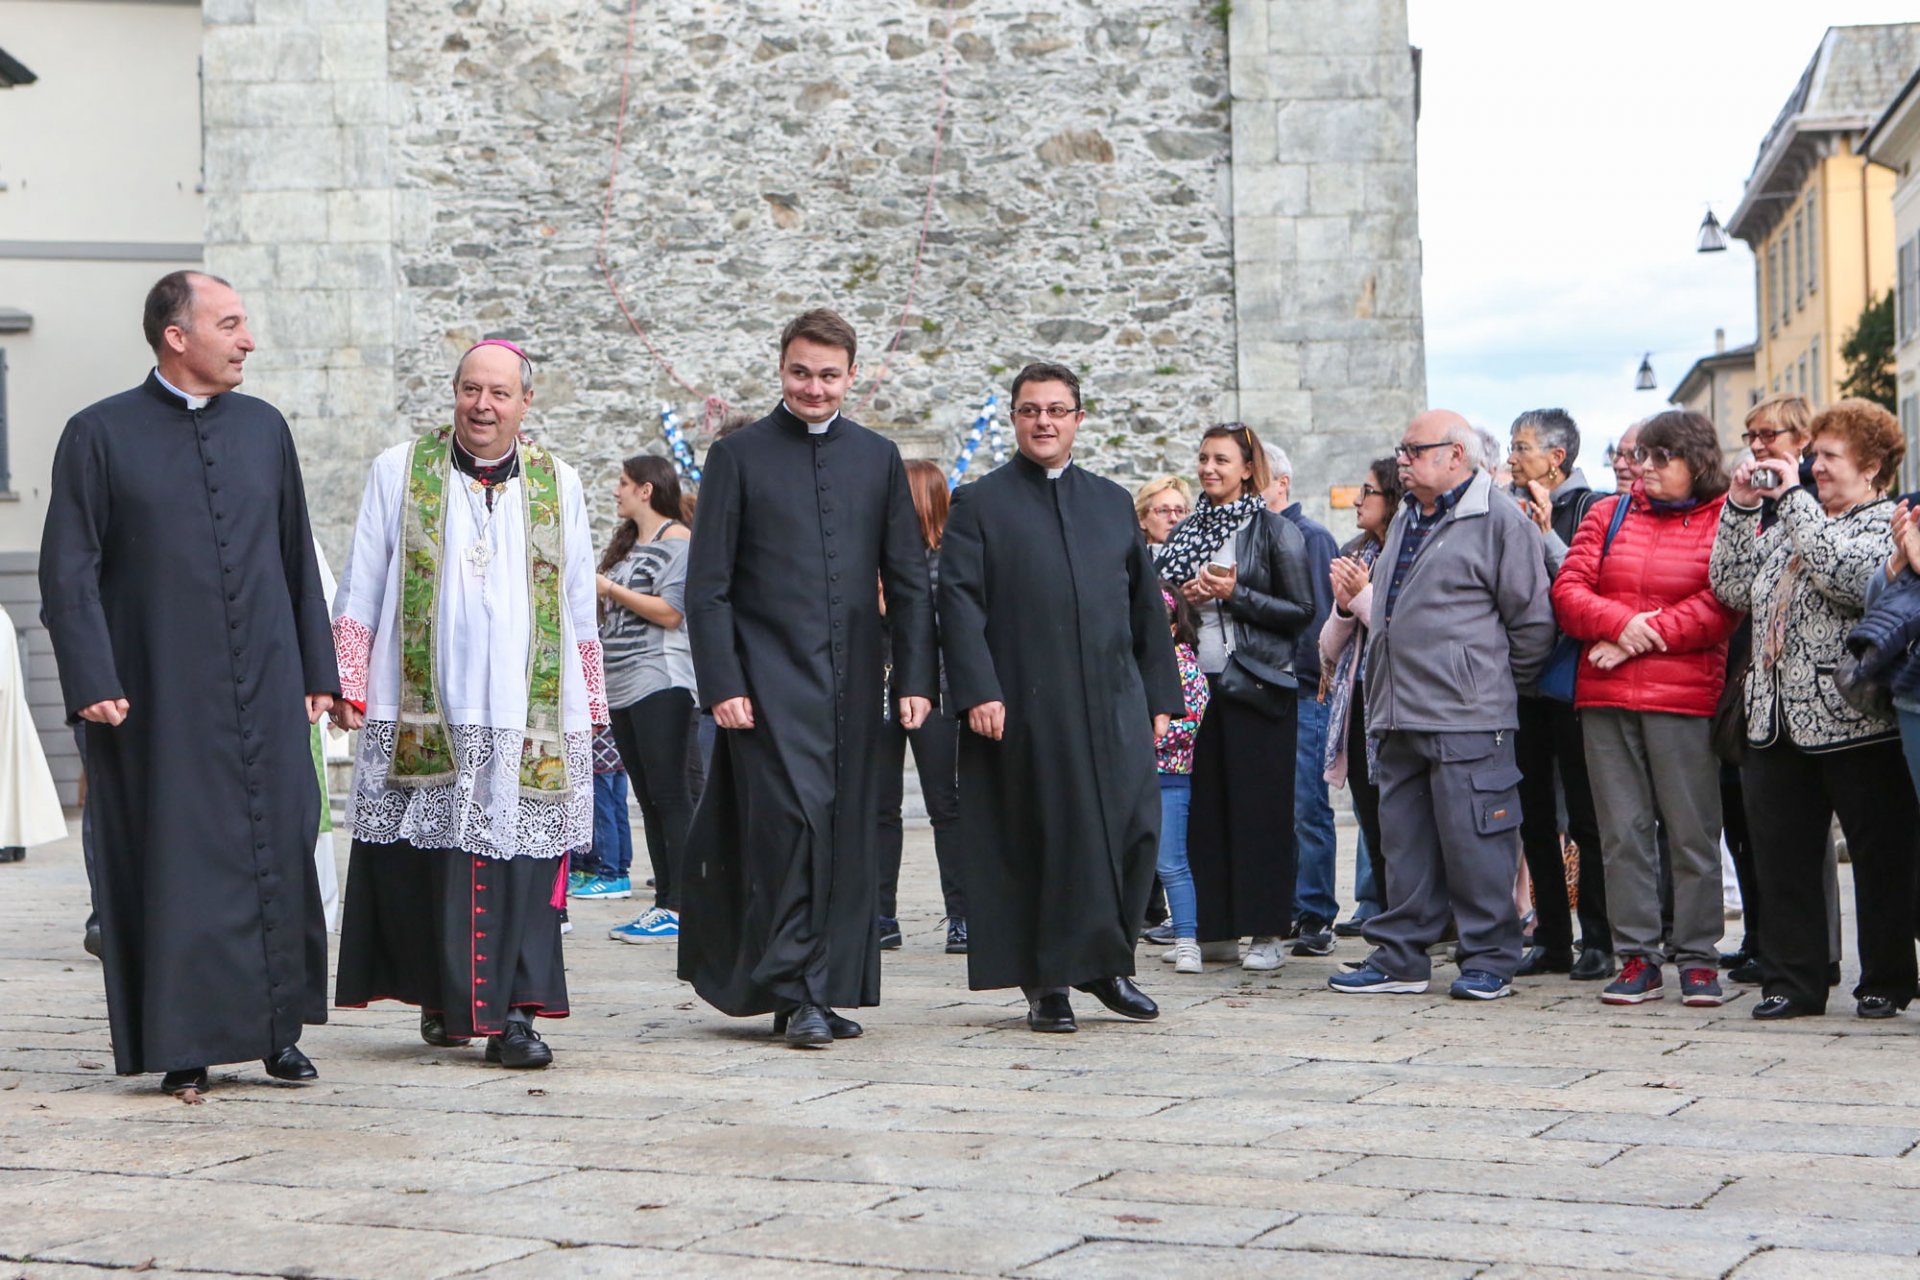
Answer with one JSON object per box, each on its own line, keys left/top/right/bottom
{"left": 947, "top": 391, "right": 1000, "bottom": 490}
{"left": 659, "top": 405, "right": 703, "bottom": 485}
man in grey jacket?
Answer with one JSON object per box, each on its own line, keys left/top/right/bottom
{"left": 1329, "top": 409, "right": 1555, "bottom": 1001}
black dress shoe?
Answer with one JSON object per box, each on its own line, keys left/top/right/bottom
{"left": 772, "top": 1008, "right": 862, "bottom": 1039}
{"left": 1752, "top": 994, "right": 1817, "bottom": 1021}
{"left": 1828, "top": 961, "right": 1843, "bottom": 987}
{"left": 1718, "top": 948, "right": 1752, "bottom": 969}
{"left": 945, "top": 917, "right": 969, "bottom": 954}
{"left": 263, "top": 1045, "right": 317, "bottom": 1082}
{"left": 1570, "top": 947, "right": 1615, "bottom": 981}
{"left": 782, "top": 1003, "right": 833, "bottom": 1048}
{"left": 1072, "top": 976, "right": 1159, "bottom": 1021}
{"left": 1026, "top": 993, "right": 1077, "bottom": 1033}
{"left": 877, "top": 917, "right": 903, "bottom": 950}
{"left": 421, "top": 1011, "right": 472, "bottom": 1048}
{"left": 486, "top": 1019, "right": 554, "bottom": 1068}
{"left": 1728, "top": 958, "right": 1763, "bottom": 985}
{"left": 1515, "top": 946, "right": 1572, "bottom": 977}
{"left": 161, "top": 1067, "right": 208, "bottom": 1096}
{"left": 82, "top": 924, "right": 102, "bottom": 960}
{"left": 1858, "top": 995, "right": 1901, "bottom": 1020}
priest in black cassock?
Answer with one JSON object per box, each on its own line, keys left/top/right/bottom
{"left": 39, "top": 271, "right": 339, "bottom": 1096}
{"left": 940, "top": 362, "right": 1182, "bottom": 1034}
{"left": 679, "top": 309, "right": 936, "bottom": 1048}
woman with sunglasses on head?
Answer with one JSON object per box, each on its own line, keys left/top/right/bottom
{"left": 1710, "top": 398, "right": 1919, "bottom": 1021}
{"left": 1552, "top": 411, "right": 1740, "bottom": 1007}
{"left": 1318, "top": 457, "right": 1401, "bottom": 933}
{"left": 1162, "top": 423, "right": 1315, "bottom": 971}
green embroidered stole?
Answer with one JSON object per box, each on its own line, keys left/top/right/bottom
{"left": 391, "top": 428, "right": 571, "bottom": 796}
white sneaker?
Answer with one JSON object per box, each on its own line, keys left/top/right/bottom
{"left": 1173, "top": 939, "right": 1203, "bottom": 974}
{"left": 1242, "top": 937, "right": 1285, "bottom": 971}
{"left": 1161, "top": 945, "right": 1179, "bottom": 964}
{"left": 1200, "top": 939, "right": 1241, "bottom": 963}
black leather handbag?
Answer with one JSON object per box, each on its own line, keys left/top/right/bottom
{"left": 1214, "top": 654, "right": 1291, "bottom": 719}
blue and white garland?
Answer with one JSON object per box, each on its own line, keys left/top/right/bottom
{"left": 659, "top": 405, "right": 703, "bottom": 484}
{"left": 948, "top": 392, "right": 1006, "bottom": 489}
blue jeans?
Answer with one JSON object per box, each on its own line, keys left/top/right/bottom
{"left": 1902, "top": 707, "right": 1920, "bottom": 805}
{"left": 1352, "top": 824, "right": 1382, "bottom": 919}
{"left": 1292, "top": 689, "right": 1340, "bottom": 923}
{"left": 1157, "top": 774, "right": 1196, "bottom": 939}
{"left": 589, "top": 770, "right": 634, "bottom": 879}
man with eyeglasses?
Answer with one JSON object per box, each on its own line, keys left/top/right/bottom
{"left": 941, "top": 361, "right": 1182, "bottom": 1034}
{"left": 1329, "top": 410, "right": 1555, "bottom": 1002}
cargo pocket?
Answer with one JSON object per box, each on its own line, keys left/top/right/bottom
{"left": 1470, "top": 764, "right": 1524, "bottom": 835}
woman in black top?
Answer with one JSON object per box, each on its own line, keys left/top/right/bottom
{"left": 1161, "top": 423, "right": 1315, "bottom": 971}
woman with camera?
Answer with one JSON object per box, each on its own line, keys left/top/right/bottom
{"left": 1708, "top": 398, "right": 1920, "bottom": 1021}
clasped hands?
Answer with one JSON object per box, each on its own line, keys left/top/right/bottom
{"left": 1587, "top": 609, "right": 1665, "bottom": 671}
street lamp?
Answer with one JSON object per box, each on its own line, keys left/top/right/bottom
{"left": 1635, "top": 353, "right": 1657, "bottom": 391}
{"left": 1696, "top": 207, "right": 1729, "bottom": 253}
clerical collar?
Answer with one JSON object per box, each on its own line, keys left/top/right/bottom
{"left": 783, "top": 401, "right": 838, "bottom": 434}
{"left": 153, "top": 368, "right": 211, "bottom": 411}
{"left": 452, "top": 434, "right": 520, "bottom": 499}
{"left": 1047, "top": 461, "right": 1071, "bottom": 480}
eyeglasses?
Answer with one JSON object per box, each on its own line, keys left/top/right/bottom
{"left": 1359, "top": 484, "right": 1385, "bottom": 500}
{"left": 1394, "top": 440, "right": 1454, "bottom": 460}
{"left": 1147, "top": 505, "right": 1189, "bottom": 520}
{"left": 1631, "top": 445, "right": 1677, "bottom": 468}
{"left": 1508, "top": 440, "right": 1537, "bottom": 455}
{"left": 1740, "top": 426, "right": 1796, "bottom": 445}
{"left": 1013, "top": 403, "right": 1081, "bottom": 422}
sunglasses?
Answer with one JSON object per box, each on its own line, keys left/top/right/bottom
{"left": 1631, "top": 445, "right": 1678, "bottom": 468}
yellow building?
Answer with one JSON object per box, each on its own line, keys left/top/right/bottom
{"left": 1865, "top": 66, "right": 1920, "bottom": 491}
{"left": 1728, "top": 24, "right": 1920, "bottom": 412}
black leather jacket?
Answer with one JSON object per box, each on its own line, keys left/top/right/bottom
{"left": 1219, "top": 509, "right": 1316, "bottom": 686}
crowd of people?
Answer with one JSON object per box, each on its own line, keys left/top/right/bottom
{"left": 20, "top": 269, "right": 1920, "bottom": 1095}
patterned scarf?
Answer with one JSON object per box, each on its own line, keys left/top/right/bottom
{"left": 391, "top": 428, "right": 571, "bottom": 796}
{"left": 1322, "top": 540, "right": 1381, "bottom": 779}
{"left": 1759, "top": 551, "right": 1804, "bottom": 673}
{"left": 1155, "top": 490, "right": 1267, "bottom": 584}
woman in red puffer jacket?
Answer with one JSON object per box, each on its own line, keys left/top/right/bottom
{"left": 1551, "top": 410, "right": 1740, "bottom": 1009}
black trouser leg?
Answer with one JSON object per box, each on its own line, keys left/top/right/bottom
{"left": 1347, "top": 682, "right": 1385, "bottom": 900}
{"left": 1743, "top": 743, "right": 1842, "bottom": 1012}
{"left": 1555, "top": 703, "right": 1610, "bottom": 952}
{"left": 1720, "top": 765, "right": 1759, "bottom": 954}
{"left": 1516, "top": 696, "right": 1574, "bottom": 955}
{"left": 873, "top": 715, "right": 909, "bottom": 921}
{"left": 907, "top": 709, "right": 967, "bottom": 919}
{"left": 1826, "top": 741, "right": 1920, "bottom": 1006}
{"left": 609, "top": 689, "right": 697, "bottom": 912}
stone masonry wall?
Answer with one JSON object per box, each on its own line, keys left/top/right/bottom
{"left": 384, "top": 0, "right": 1238, "bottom": 538}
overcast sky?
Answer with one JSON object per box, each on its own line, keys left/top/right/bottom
{"left": 1406, "top": 0, "right": 1918, "bottom": 485}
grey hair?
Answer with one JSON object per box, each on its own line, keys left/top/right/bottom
{"left": 1466, "top": 425, "right": 1499, "bottom": 472}
{"left": 453, "top": 345, "right": 535, "bottom": 395}
{"left": 1511, "top": 407, "right": 1580, "bottom": 469}
{"left": 1261, "top": 440, "right": 1292, "bottom": 480}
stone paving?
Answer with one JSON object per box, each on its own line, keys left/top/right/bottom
{"left": 7, "top": 823, "right": 1920, "bottom": 1279}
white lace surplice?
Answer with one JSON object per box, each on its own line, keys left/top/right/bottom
{"left": 331, "top": 440, "right": 608, "bottom": 860}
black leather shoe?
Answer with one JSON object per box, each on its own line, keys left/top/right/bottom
{"left": 161, "top": 1067, "right": 208, "bottom": 1096}
{"left": 1728, "top": 958, "right": 1763, "bottom": 985}
{"left": 1026, "top": 993, "right": 1077, "bottom": 1033}
{"left": 262, "top": 1045, "right": 317, "bottom": 1082}
{"left": 1752, "top": 994, "right": 1817, "bottom": 1021}
{"left": 421, "top": 1011, "right": 472, "bottom": 1048}
{"left": 1828, "top": 962, "right": 1843, "bottom": 987}
{"left": 1515, "top": 946, "right": 1572, "bottom": 977}
{"left": 1858, "top": 995, "right": 1900, "bottom": 1020}
{"left": 82, "top": 924, "right": 102, "bottom": 960}
{"left": 782, "top": 1003, "right": 833, "bottom": 1048}
{"left": 945, "top": 917, "right": 969, "bottom": 954}
{"left": 1072, "top": 976, "right": 1159, "bottom": 1021}
{"left": 1570, "top": 947, "right": 1615, "bottom": 981}
{"left": 772, "top": 1008, "right": 862, "bottom": 1039}
{"left": 877, "top": 918, "right": 903, "bottom": 950}
{"left": 486, "top": 1019, "right": 554, "bottom": 1068}
{"left": 1140, "top": 922, "right": 1177, "bottom": 946}
{"left": 1718, "top": 948, "right": 1752, "bottom": 969}
{"left": 0, "top": 846, "right": 23, "bottom": 862}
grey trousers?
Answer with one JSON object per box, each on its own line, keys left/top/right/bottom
{"left": 1365, "top": 729, "right": 1526, "bottom": 981}
{"left": 1582, "top": 708, "right": 1724, "bottom": 968}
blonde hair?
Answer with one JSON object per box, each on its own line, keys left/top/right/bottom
{"left": 1133, "top": 474, "right": 1192, "bottom": 522}
{"left": 1745, "top": 392, "right": 1812, "bottom": 441}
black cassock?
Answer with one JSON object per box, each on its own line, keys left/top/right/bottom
{"left": 939, "top": 455, "right": 1182, "bottom": 991}
{"left": 678, "top": 404, "right": 934, "bottom": 1015}
{"left": 39, "top": 375, "right": 338, "bottom": 1075}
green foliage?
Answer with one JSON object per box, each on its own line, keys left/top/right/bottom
{"left": 1839, "top": 290, "right": 1896, "bottom": 411}
{"left": 1208, "top": 2, "right": 1232, "bottom": 31}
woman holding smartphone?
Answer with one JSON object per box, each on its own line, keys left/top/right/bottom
{"left": 1159, "top": 423, "right": 1315, "bottom": 970}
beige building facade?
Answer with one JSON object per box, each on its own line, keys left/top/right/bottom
{"left": 1667, "top": 331, "right": 1757, "bottom": 460}
{"left": 1728, "top": 24, "right": 1919, "bottom": 420}
{"left": 1866, "top": 67, "right": 1920, "bottom": 492}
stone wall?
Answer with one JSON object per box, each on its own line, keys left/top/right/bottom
{"left": 204, "top": 0, "right": 1423, "bottom": 551}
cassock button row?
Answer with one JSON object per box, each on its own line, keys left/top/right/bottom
{"left": 828, "top": 550, "right": 837, "bottom": 559}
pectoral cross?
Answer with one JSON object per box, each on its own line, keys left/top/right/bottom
{"left": 464, "top": 540, "right": 495, "bottom": 578}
